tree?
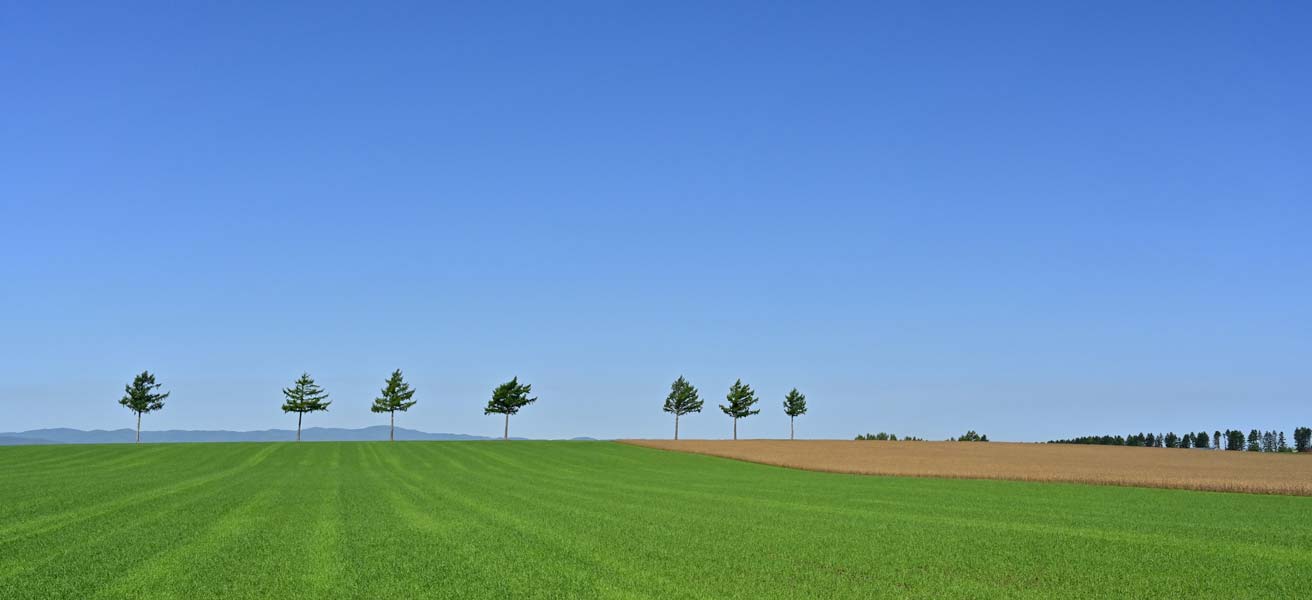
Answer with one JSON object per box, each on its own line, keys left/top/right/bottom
{"left": 1246, "top": 429, "right": 1261, "bottom": 452}
{"left": 1225, "top": 429, "right": 1244, "bottom": 451}
{"left": 782, "top": 388, "right": 807, "bottom": 440}
{"left": 1195, "top": 431, "right": 1210, "bottom": 449}
{"left": 370, "top": 369, "right": 417, "bottom": 442}
{"left": 662, "top": 376, "right": 702, "bottom": 440}
{"left": 281, "top": 373, "right": 331, "bottom": 441}
{"left": 1295, "top": 427, "right": 1312, "bottom": 453}
{"left": 1164, "top": 432, "right": 1178, "bottom": 448}
{"left": 1213, "top": 431, "right": 1221, "bottom": 450}
{"left": 718, "top": 379, "right": 760, "bottom": 440}
{"left": 1278, "top": 431, "right": 1289, "bottom": 452}
{"left": 484, "top": 377, "right": 537, "bottom": 440}
{"left": 956, "top": 430, "right": 988, "bottom": 442}
{"left": 119, "top": 371, "right": 169, "bottom": 444}
{"left": 1294, "top": 427, "right": 1310, "bottom": 453}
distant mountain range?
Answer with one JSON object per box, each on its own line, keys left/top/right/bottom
{"left": 0, "top": 426, "right": 598, "bottom": 445}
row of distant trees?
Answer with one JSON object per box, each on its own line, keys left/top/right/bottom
{"left": 119, "top": 371, "right": 807, "bottom": 443}
{"left": 856, "top": 433, "right": 925, "bottom": 441}
{"left": 119, "top": 370, "right": 535, "bottom": 443}
{"left": 856, "top": 431, "right": 986, "bottom": 442}
{"left": 1048, "top": 429, "right": 1312, "bottom": 453}
{"left": 662, "top": 377, "right": 808, "bottom": 440}
{"left": 116, "top": 370, "right": 1312, "bottom": 449}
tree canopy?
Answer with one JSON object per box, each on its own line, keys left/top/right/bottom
{"left": 119, "top": 371, "right": 169, "bottom": 443}
{"left": 371, "top": 369, "right": 417, "bottom": 441}
{"left": 782, "top": 388, "right": 807, "bottom": 418}
{"left": 120, "top": 371, "right": 169, "bottom": 416}
{"left": 282, "top": 373, "right": 331, "bottom": 414}
{"left": 719, "top": 379, "right": 759, "bottom": 440}
{"left": 663, "top": 376, "right": 703, "bottom": 417}
{"left": 663, "top": 376, "right": 702, "bottom": 440}
{"left": 371, "top": 369, "right": 417, "bottom": 415}
{"left": 281, "top": 373, "right": 331, "bottom": 441}
{"left": 485, "top": 377, "right": 537, "bottom": 416}
{"left": 485, "top": 377, "right": 537, "bottom": 440}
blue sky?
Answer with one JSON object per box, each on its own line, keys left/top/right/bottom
{"left": 2, "top": 2, "right": 1309, "bottom": 441}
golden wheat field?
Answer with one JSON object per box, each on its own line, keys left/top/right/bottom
{"left": 621, "top": 439, "right": 1312, "bottom": 495}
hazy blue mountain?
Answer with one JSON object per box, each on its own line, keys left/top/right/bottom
{"left": 0, "top": 435, "right": 57, "bottom": 445}
{"left": 0, "top": 426, "right": 520, "bottom": 445}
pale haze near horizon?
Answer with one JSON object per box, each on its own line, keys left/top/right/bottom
{"left": 1, "top": 2, "right": 1309, "bottom": 441}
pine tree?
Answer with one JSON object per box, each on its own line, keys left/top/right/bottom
{"left": 1294, "top": 427, "right": 1312, "bottom": 453}
{"left": 281, "top": 373, "right": 331, "bottom": 441}
{"left": 718, "top": 379, "right": 760, "bottom": 440}
{"left": 1278, "top": 431, "right": 1289, "bottom": 452}
{"left": 1225, "top": 429, "right": 1245, "bottom": 451}
{"left": 370, "top": 369, "right": 417, "bottom": 441}
{"left": 484, "top": 377, "right": 537, "bottom": 440}
{"left": 1195, "top": 431, "right": 1210, "bottom": 449}
{"left": 118, "top": 371, "right": 169, "bottom": 444}
{"left": 1213, "top": 431, "right": 1221, "bottom": 450}
{"left": 662, "top": 376, "right": 702, "bottom": 440}
{"left": 1246, "top": 429, "right": 1260, "bottom": 452}
{"left": 782, "top": 388, "right": 807, "bottom": 440}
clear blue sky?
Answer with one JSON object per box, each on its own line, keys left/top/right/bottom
{"left": 2, "top": 2, "right": 1309, "bottom": 441}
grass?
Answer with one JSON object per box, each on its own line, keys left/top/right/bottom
{"left": 1, "top": 442, "right": 1309, "bottom": 599}
{"left": 623, "top": 439, "right": 1312, "bottom": 495}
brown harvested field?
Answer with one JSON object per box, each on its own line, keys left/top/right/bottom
{"left": 620, "top": 439, "right": 1312, "bottom": 496}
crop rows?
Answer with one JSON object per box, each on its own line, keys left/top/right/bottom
{"left": 1, "top": 442, "right": 1309, "bottom": 598}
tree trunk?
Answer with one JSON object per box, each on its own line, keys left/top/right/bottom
{"left": 790, "top": 416, "right": 794, "bottom": 440}
{"left": 390, "top": 411, "right": 395, "bottom": 442}
{"left": 674, "top": 414, "right": 680, "bottom": 440}
{"left": 504, "top": 413, "right": 509, "bottom": 440}
{"left": 297, "top": 412, "right": 303, "bottom": 442}
{"left": 136, "top": 412, "right": 141, "bottom": 444}
{"left": 733, "top": 417, "right": 738, "bottom": 441}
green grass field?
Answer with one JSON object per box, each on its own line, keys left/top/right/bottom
{"left": 1, "top": 442, "right": 1308, "bottom": 599}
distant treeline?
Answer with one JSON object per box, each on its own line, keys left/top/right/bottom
{"left": 1049, "top": 428, "right": 1312, "bottom": 453}
{"left": 855, "top": 432, "right": 924, "bottom": 441}
{"left": 855, "top": 430, "right": 987, "bottom": 442}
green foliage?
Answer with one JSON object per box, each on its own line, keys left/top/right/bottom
{"left": 281, "top": 373, "right": 331, "bottom": 414}
{"left": 371, "top": 369, "right": 417, "bottom": 441}
{"left": 663, "top": 376, "right": 702, "bottom": 440}
{"left": 485, "top": 377, "right": 538, "bottom": 439}
{"left": 719, "top": 379, "right": 759, "bottom": 440}
{"left": 1, "top": 442, "right": 1308, "bottom": 598}
{"left": 1296, "top": 427, "right": 1312, "bottom": 453}
{"left": 1246, "top": 429, "right": 1261, "bottom": 452}
{"left": 662, "top": 376, "right": 703, "bottom": 416}
{"left": 484, "top": 377, "right": 537, "bottom": 416}
{"left": 955, "top": 430, "right": 988, "bottom": 442}
{"left": 119, "top": 371, "right": 169, "bottom": 416}
{"left": 118, "top": 370, "right": 170, "bottom": 442}
{"left": 718, "top": 379, "right": 759, "bottom": 419}
{"left": 782, "top": 388, "right": 807, "bottom": 418}
{"left": 371, "top": 369, "right": 417, "bottom": 414}
{"left": 855, "top": 432, "right": 924, "bottom": 441}
{"left": 281, "top": 373, "right": 331, "bottom": 441}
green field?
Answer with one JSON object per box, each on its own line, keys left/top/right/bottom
{"left": 1, "top": 442, "right": 1308, "bottom": 599}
